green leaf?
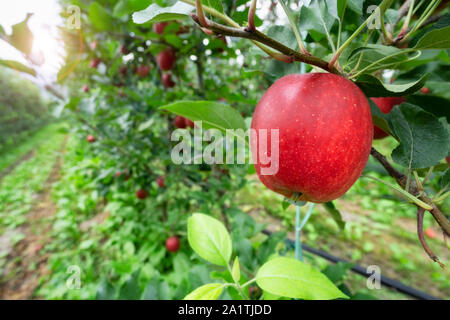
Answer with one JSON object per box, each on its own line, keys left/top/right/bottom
{"left": 203, "top": 0, "right": 223, "bottom": 13}
{"left": 132, "top": 2, "right": 194, "bottom": 24}
{"left": 231, "top": 257, "right": 240, "bottom": 283}
{"left": 184, "top": 283, "right": 224, "bottom": 300}
{"left": 96, "top": 279, "right": 117, "bottom": 300}
{"left": 409, "top": 13, "right": 450, "bottom": 47}
{"left": 113, "top": 0, "right": 152, "bottom": 18}
{"left": 355, "top": 73, "right": 429, "bottom": 97}
{"left": 322, "top": 262, "right": 354, "bottom": 284}
{"left": 187, "top": 213, "right": 232, "bottom": 266}
{"left": 299, "top": 0, "right": 336, "bottom": 41}
{"left": 256, "top": 257, "right": 348, "bottom": 300}
{"left": 323, "top": 202, "right": 346, "bottom": 230}
{"left": 89, "top": 2, "right": 114, "bottom": 31}
{"left": 0, "top": 60, "right": 36, "bottom": 76}
{"left": 141, "top": 278, "right": 170, "bottom": 300}
{"left": 414, "top": 26, "right": 450, "bottom": 50}
{"left": 160, "top": 100, "right": 247, "bottom": 142}
{"left": 138, "top": 118, "right": 154, "bottom": 131}
{"left": 440, "top": 169, "right": 450, "bottom": 190}
{"left": 118, "top": 270, "right": 141, "bottom": 300}
{"left": 406, "top": 95, "right": 450, "bottom": 122}
{"left": 347, "top": 0, "right": 363, "bottom": 14}
{"left": 0, "top": 24, "right": 5, "bottom": 36}
{"left": 388, "top": 103, "right": 449, "bottom": 169}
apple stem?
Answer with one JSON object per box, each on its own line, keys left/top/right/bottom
{"left": 294, "top": 203, "right": 315, "bottom": 261}
{"left": 195, "top": 0, "right": 209, "bottom": 28}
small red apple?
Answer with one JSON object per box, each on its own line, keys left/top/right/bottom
{"left": 87, "top": 135, "right": 95, "bottom": 143}
{"left": 115, "top": 171, "right": 122, "bottom": 177}
{"left": 185, "top": 118, "right": 195, "bottom": 128}
{"left": 165, "top": 236, "right": 180, "bottom": 252}
{"left": 162, "top": 73, "right": 175, "bottom": 88}
{"left": 157, "top": 48, "right": 176, "bottom": 71}
{"left": 425, "top": 228, "right": 436, "bottom": 239}
{"left": 136, "top": 189, "right": 148, "bottom": 199}
{"left": 174, "top": 116, "right": 187, "bottom": 129}
{"left": 89, "top": 58, "right": 101, "bottom": 69}
{"left": 120, "top": 44, "right": 129, "bottom": 55}
{"left": 371, "top": 97, "right": 406, "bottom": 139}
{"left": 420, "top": 87, "right": 431, "bottom": 94}
{"left": 82, "top": 85, "right": 89, "bottom": 93}
{"left": 137, "top": 65, "right": 150, "bottom": 77}
{"left": 153, "top": 22, "right": 168, "bottom": 34}
{"left": 251, "top": 73, "right": 373, "bottom": 203}
{"left": 156, "top": 176, "right": 165, "bottom": 188}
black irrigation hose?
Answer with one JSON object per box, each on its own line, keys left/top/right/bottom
{"left": 261, "top": 229, "right": 440, "bottom": 300}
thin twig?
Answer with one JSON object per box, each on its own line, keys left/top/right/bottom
{"left": 417, "top": 207, "right": 445, "bottom": 268}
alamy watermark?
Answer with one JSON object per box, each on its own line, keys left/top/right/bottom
{"left": 170, "top": 121, "right": 279, "bottom": 175}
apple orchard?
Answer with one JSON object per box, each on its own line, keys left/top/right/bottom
{"left": 0, "top": 0, "right": 449, "bottom": 301}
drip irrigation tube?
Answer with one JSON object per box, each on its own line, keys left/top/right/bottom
{"left": 261, "top": 229, "right": 440, "bottom": 300}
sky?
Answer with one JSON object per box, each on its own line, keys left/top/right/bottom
{"left": 0, "top": 0, "right": 65, "bottom": 81}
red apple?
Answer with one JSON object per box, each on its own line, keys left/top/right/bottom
{"left": 165, "top": 236, "right": 180, "bottom": 252}
{"left": 137, "top": 65, "right": 150, "bottom": 77}
{"left": 446, "top": 157, "right": 449, "bottom": 163}
{"left": 136, "top": 189, "right": 148, "bottom": 200}
{"left": 174, "top": 116, "right": 187, "bottom": 129}
{"left": 153, "top": 22, "right": 168, "bottom": 35}
{"left": 425, "top": 228, "right": 436, "bottom": 239}
{"left": 89, "top": 58, "right": 101, "bottom": 69}
{"left": 87, "top": 135, "right": 95, "bottom": 143}
{"left": 157, "top": 48, "right": 176, "bottom": 71}
{"left": 251, "top": 73, "right": 373, "bottom": 203}
{"left": 156, "top": 176, "right": 165, "bottom": 188}
{"left": 185, "top": 118, "right": 195, "bottom": 128}
{"left": 115, "top": 171, "right": 122, "bottom": 177}
{"left": 420, "top": 87, "right": 431, "bottom": 94}
{"left": 82, "top": 85, "right": 89, "bottom": 93}
{"left": 162, "top": 73, "right": 175, "bottom": 88}
{"left": 371, "top": 97, "right": 406, "bottom": 139}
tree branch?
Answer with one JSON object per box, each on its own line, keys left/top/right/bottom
{"left": 190, "top": 15, "right": 341, "bottom": 75}
{"left": 370, "top": 147, "right": 450, "bottom": 238}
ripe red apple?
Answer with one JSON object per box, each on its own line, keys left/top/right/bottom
{"left": 156, "top": 176, "right": 165, "bottom": 188}
{"left": 174, "top": 116, "right": 187, "bottom": 129}
{"left": 165, "top": 236, "right": 180, "bottom": 252}
{"left": 89, "top": 58, "right": 101, "bottom": 69}
{"left": 157, "top": 48, "right": 176, "bottom": 71}
{"left": 185, "top": 118, "right": 194, "bottom": 128}
{"left": 371, "top": 97, "right": 406, "bottom": 139}
{"left": 162, "top": 73, "right": 175, "bottom": 88}
{"left": 136, "top": 189, "right": 148, "bottom": 200}
{"left": 87, "top": 135, "right": 95, "bottom": 143}
{"left": 115, "top": 171, "right": 122, "bottom": 177}
{"left": 82, "top": 85, "right": 89, "bottom": 93}
{"left": 251, "top": 73, "right": 373, "bottom": 203}
{"left": 137, "top": 65, "right": 150, "bottom": 77}
{"left": 425, "top": 228, "right": 436, "bottom": 239}
{"left": 120, "top": 44, "right": 129, "bottom": 55}
{"left": 420, "top": 87, "right": 431, "bottom": 94}
{"left": 153, "top": 22, "right": 168, "bottom": 34}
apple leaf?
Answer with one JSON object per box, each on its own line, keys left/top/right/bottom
{"left": 388, "top": 103, "right": 449, "bottom": 169}
{"left": 9, "top": 14, "right": 34, "bottom": 56}
{"left": 160, "top": 100, "right": 247, "bottom": 141}
{"left": 187, "top": 213, "right": 232, "bottom": 267}
{"left": 118, "top": 270, "right": 141, "bottom": 300}
{"left": 0, "top": 59, "right": 36, "bottom": 76}
{"left": 414, "top": 26, "right": 450, "bottom": 50}
{"left": 96, "top": 279, "right": 117, "bottom": 300}
{"left": 409, "top": 13, "right": 450, "bottom": 47}
{"left": 89, "top": 2, "right": 114, "bottom": 31}
{"left": 132, "top": 2, "right": 194, "bottom": 24}
{"left": 255, "top": 257, "right": 349, "bottom": 300}
{"left": 112, "top": 0, "right": 152, "bottom": 18}
{"left": 440, "top": 169, "right": 450, "bottom": 190}
{"left": 355, "top": 74, "right": 429, "bottom": 97}
{"left": 184, "top": 283, "right": 224, "bottom": 300}
{"left": 298, "top": 0, "right": 336, "bottom": 41}
{"left": 406, "top": 95, "right": 450, "bottom": 122}
{"left": 202, "top": 0, "right": 224, "bottom": 14}
{"left": 323, "top": 202, "right": 345, "bottom": 230}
